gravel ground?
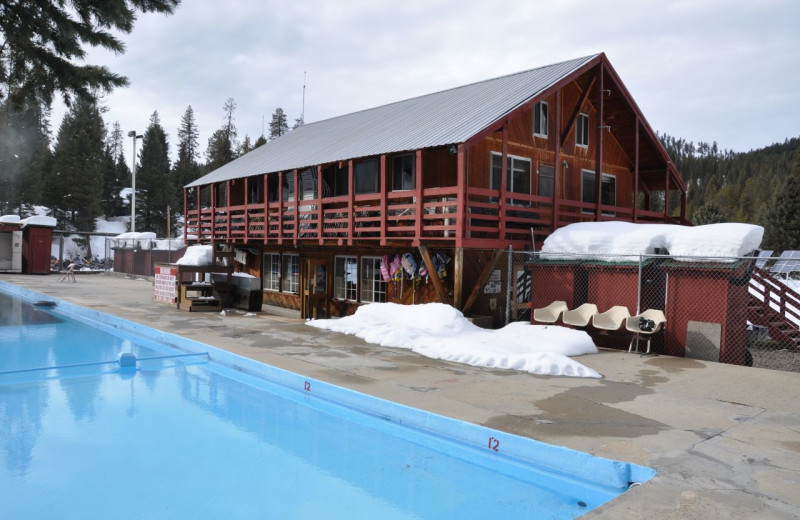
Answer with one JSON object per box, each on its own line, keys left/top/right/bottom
{"left": 750, "top": 342, "right": 800, "bottom": 373}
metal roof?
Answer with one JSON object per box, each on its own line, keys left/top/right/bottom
{"left": 187, "top": 54, "right": 600, "bottom": 188}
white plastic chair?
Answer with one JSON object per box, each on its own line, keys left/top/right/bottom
{"left": 561, "top": 303, "right": 598, "bottom": 328}
{"left": 626, "top": 309, "right": 667, "bottom": 354}
{"left": 533, "top": 301, "right": 568, "bottom": 324}
{"left": 592, "top": 305, "right": 631, "bottom": 331}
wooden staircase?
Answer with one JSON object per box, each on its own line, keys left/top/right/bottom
{"left": 747, "top": 268, "right": 800, "bottom": 346}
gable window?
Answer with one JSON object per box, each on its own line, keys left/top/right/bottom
{"left": 576, "top": 113, "right": 589, "bottom": 148}
{"left": 533, "top": 101, "right": 548, "bottom": 138}
{"left": 262, "top": 253, "right": 280, "bottom": 291}
{"left": 392, "top": 153, "right": 415, "bottom": 191}
{"left": 581, "top": 170, "right": 617, "bottom": 215}
{"left": 490, "top": 152, "right": 531, "bottom": 194}
{"left": 354, "top": 158, "right": 379, "bottom": 194}
{"left": 334, "top": 256, "right": 358, "bottom": 301}
{"left": 537, "top": 164, "right": 554, "bottom": 198}
{"left": 360, "top": 256, "right": 386, "bottom": 303}
{"left": 282, "top": 254, "right": 299, "bottom": 293}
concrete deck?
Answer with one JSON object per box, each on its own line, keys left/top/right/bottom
{"left": 2, "top": 273, "right": 799, "bottom": 519}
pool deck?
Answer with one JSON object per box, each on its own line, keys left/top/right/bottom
{"left": 3, "top": 272, "right": 799, "bottom": 519}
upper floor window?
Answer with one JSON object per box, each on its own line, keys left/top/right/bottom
{"left": 576, "top": 113, "right": 589, "bottom": 148}
{"left": 533, "top": 102, "right": 548, "bottom": 138}
{"left": 334, "top": 256, "right": 358, "bottom": 301}
{"left": 537, "top": 164, "right": 554, "bottom": 198}
{"left": 392, "top": 153, "right": 415, "bottom": 191}
{"left": 354, "top": 158, "right": 379, "bottom": 194}
{"left": 490, "top": 152, "right": 531, "bottom": 194}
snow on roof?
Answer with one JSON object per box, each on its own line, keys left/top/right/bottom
{"left": 0, "top": 215, "right": 21, "bottom": 224}
{"left": 19, "top": 215, "right": 57, "bottom": 228}
{"left": 175, "top": 245, "right": 213, "bottom": 266}
{"left": 307, "top": 303, "right": 601, "bottom": 378}
{"left": 541, "top": 222, "right": 764, "bottom": 262}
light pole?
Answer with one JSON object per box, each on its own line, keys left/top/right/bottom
{"left": 127, "top": 131, "right": 143, "bottom": 232}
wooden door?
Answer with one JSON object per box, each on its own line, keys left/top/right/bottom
{"left": 302, "top": 258, "right": 329, "bottom": 319}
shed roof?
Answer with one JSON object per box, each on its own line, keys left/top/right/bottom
{"left": 187, "top": 54, "right": 600, "bottom": 188}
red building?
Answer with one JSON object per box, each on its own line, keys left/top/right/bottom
{"left": 183, "top": 53, "right": 687, "bottom": 319}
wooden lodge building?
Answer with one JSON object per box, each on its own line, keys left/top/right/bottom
{"left": 183, "top": 53, "right": 688, "bottom": 321}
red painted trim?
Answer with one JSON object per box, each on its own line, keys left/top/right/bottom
{"left": 595, "top": 62, "right": 604, "bottom": 220}
{"left": 278, "top": 171, "right": 284, "bottom": 245}
{"left": 347, "top": 160, "right": 354, "bottom": 246}
{"left": 183, "top": 188, "right": 188, "bottom": 243}
{"left": 317, "top": 165, "right": 324, "bottom": 244}
{"left": 553, "top": 90, "right": 561, "bottom": 233}
{"left": 293, "top": 168, "right": 299, "bottom": 245}
{"left": 634, "top": 117, "right": 640, "bottom": 222}
{"left": 456, "top": 144, "right": 466, "bottom": 247}
{"left": 414, "top": 150, "right": 423, "bottom": 246}
{"left": 500, "top": 125, "right": 508, "bottom": 241}
{"left": 263, "top": 174, "right": 269, "bottom": 244}
{"left": 380, "top": 154, "right": 387, "bottom": 245}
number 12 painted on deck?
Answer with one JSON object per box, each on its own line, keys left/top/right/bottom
{"left": 488, "top": 437, "right": 500, "bottom": 452}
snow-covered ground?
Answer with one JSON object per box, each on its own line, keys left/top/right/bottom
{"left": 307, "top": 303, "right": 601, "bottom": 378}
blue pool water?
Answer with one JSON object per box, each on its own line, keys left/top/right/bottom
{"left": 0, "top": 282, "right": 654, "bottom": 519}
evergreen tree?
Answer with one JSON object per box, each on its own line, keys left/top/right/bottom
{"left": 762, "top": 148, "right": 800, "bottom": 251}
{"left": 173, "top": 105, "right": 202, "bottom": 210}
{"left": 238, "top": 134, "right": 253, "bottom": 156}
{"left": 253, "top": 134, "right": 267, "bottom": 149}
{"left": 292, "top": 116, "right": 304, "bottom": 129}
{"left": 45, "top": 98, "right": 105, "bottom": 233}
{"left": 0, "top": 99, "right": 51, "bottom": 214}
{"left": 205, "top": 98, "right": 238, "bottom": 171}
{"left": 0, "top": 0, "right": 180, "bottom": 108}
{"left": 136, "top": 111, "right": 172, "bottom": 234}
{"left": 692, "top": 201, "right": 726, "bottom": 225}
{"left": 101, "top": 122, "right": 128, "bottom": 218}
{"left": 268, "top": 108, "right": 289, "bottom": 139}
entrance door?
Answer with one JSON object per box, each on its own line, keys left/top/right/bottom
{"left": 303, "top": 258, "right": 329, "bottom": 319}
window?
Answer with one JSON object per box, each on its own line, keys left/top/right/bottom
{"left": 282, "top": 254, "right": 299, "bottom": 293}
{"left": 248, "top": 177, "right": 262, "bottom": 204}
{"left": 354, "top": 158, "right": 379, "bottom": 194}
{"left": 533, "top": 101, "right": 548, "bottom": 137}
{"left": 581, "top": 170, "right": 617, "bottom": 214}
{"left": 360, "top": 257, "right": 386, "bottom": 303}
{"left": 262, "top": 253, "right": 280, "bottom": 291}
{"left": 334, "top": 163, "right": 349, "bottom": 196}
{"left": 267, "top": 174, "right": 279, "bottom": 202}
{"left": 392, "top": 153, "right": 415, "bottom": 191}
{"left": 334, "top": 256, "right": 358, "bottom": 300}
{"left": 576, "top": 113, "right": 589, "bottom": 147}
{"left": 537, "top": 164, "right": 554, "bottom": 197}
{"left": 490, "top": 152, "right": 531, "bottom": 194}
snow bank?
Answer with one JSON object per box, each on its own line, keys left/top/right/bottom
{"left": 307, "top": 303, "right": 601, "bottom": 378}
{"left": 176, "top": 245, "right": 213, "bottom": 266}
{"left": 541, "top": 222, "right": 763, "bottom": 262}
{"left": 0, "top": 215, "right": 21, "bottom": 223}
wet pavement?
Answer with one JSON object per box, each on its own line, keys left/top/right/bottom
{"left": 2, "top": 272, "right": 799, "bottom": 519}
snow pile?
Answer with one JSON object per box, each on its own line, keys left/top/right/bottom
{"left": 541, "top": 222, "right": 763, "bottom": 262}
{"left": 176, "top": 245, "right": 213, "bottom": 266}
{"left": 114, "top": 231, "right": 157, "bottom": 249}
{"left": 19, "top": 215, "right": 57, "bottom": 228}
{"left": 0, "top": 215, "right": 21, "bottom": 223}
{"left": 307, "top": 303, "right": 601, "bottom": 378}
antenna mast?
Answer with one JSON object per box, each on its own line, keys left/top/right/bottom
{"left": 301, "top": 71, "right": 306, "bottom": 124}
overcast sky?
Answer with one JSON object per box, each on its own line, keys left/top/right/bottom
{"left": 54, "top": 0, "right": 800, "bottom": 164}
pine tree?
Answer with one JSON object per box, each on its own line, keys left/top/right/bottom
{"left": 136, "top": 111, "right": 172, "bottom": 234}
{"left": 205, "top": 98, "right": 238, "bottom": 171}
{"left": 269, "top": 108, "right": 289, "bottom": 139}
{"left": 762, "top": 148, "right": 800, "bottom": 251}
{"left": 0, "top": 99, "right": 51, "bottom": 214}
{"left": 238, "top": 134, "right": 252, "bottom": 156}
{"left": 101, "top": 122, "right": 128, "bottom": 218}
{"left": 254, "top": 135, "right": 267, "bottom": 149}
{"left": 0, "top": 1, "right": 180, "bottom": 108}
{"left": 173, "top": 105, "right": 202, "bottom": 210}
{"left": 692, "top": 201, "right": 726, "bottom": 225}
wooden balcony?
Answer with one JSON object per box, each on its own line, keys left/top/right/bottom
{"left": 185, "top": 185, "right": 683, "bottom": 250}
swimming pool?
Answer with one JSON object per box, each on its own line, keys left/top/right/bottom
{"left": 0, "top": 281, "right": 654, "bottom": 519}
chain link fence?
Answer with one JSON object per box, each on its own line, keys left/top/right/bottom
{"left": 465, "top": 249, "right": 800, "bottom": 372}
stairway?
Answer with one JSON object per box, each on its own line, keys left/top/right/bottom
{"left": 748, "top": 268, "right": 800, "bottom": 346}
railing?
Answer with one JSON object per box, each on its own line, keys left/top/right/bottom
{"left": 184, "top": 186, "right": 678, "bottom": 247}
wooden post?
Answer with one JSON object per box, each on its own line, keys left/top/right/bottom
{"left": 278, "top": 171, "right": 284, "bottom": 245}
{"left": 633, "top": 117, "right": 640, "bottom": 222}
{"left": 500, "top": 125, "right": 508, "bottom": 242}
{"left": 418, "top": 245, "right": 450, "bottom": 305}
{"left": 183, "top": 188, "right": 188, "bottom": 243}
{"left": 664, "top": 167, "right": 670, "bottom": 221}
{"left": 456, "top": 144, "right": 466, "bottom": 247}
{"left": 244, "top": 176, "right": 250, "bottom": 242}
{"left": 293, "top": 168, "right": 299, "bottom": 245}
{"left": 347, "top": 160, "right": 354, "bottom": 246}
{"left": 209, "top": 184, "right": 215, "bottom": 246}
{"left": 453, "top": 247, "right": 464, "bottom": 309}
{"left": 414, "top": 149, "right": 423, "bottom": 246}
{"left": 263, "top": 174, "right": 269, "bottom": 244}
{"left": 461, "top": 249, "right": 504, "bottom": 314}
{"left": 317, "top": 165, "right": 324, "bottom": 244}
{"left": 595, "top": 63, "right": 604, "bottom": 220}
{"left": 226, "top": 180, "right": 231, "bottom": 242}
{"left": 553, "top": 90, "right": 561, "bottom": 233}
{"left": 380, "top": 154, "right": 387, "bottom": 246}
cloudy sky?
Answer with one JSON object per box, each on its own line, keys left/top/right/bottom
{"left": 56, "top": 0, "right": 799, "bottom": 163}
